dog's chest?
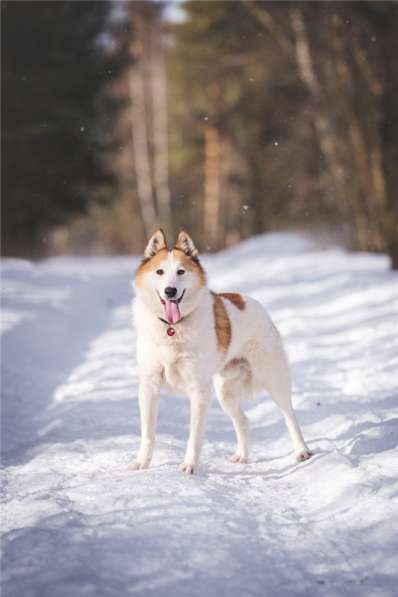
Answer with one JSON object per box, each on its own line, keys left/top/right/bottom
{"left": 162, "top": 350, "right": 199, "bottom": 393}
{"left": 151, "top": 337, "right": 210, "bottom": 392}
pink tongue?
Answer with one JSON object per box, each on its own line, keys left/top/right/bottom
{"left": 164, "top": 299, "right": 181, "bottom": 324}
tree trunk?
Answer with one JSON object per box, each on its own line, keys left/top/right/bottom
{"left": 290, "top": 10, "right": 345, "bottom": 202}
{"left": 129, "top": 23, "right": 158, "bottom": 237}
{"left": 290, "top": 10, "right": 344, "bottom": 198}
{"left": 151, "top": 23, "right": 173, "bottom": 238}
{"left": 204, "top": 125, "right": 221, "bottom": 250}
{"left": 379, "top": 14, "right": 398, "bottom": 268}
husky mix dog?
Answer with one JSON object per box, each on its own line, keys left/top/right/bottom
{"left": 130, "top": 229, "right": 312, "bottom": 473}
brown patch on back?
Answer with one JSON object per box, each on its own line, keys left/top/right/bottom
{"left": 212, "top": 292, "right": 231, "bottom": 352}
{"left": 218, "top": 292, "right": 246, "bottom": 310}
{"left": 172, "top": 249, "right": 207, "bottom": 286}
{"left": 135, "top": 248, "right": 168, "bottom": 287}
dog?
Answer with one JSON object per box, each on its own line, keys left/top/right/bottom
{"left": 129, "top": 229, "right": 312, "bottom": 473}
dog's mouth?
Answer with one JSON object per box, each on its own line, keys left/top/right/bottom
{"left": 158, "top": 289, "right": 185, "bottom": 324}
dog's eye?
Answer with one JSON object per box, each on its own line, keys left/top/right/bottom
{"left": 156, "top": 269, "right": 164, "bottom": 275}
{"left": 177, "top": 269, "right": 185, "bottom": 275}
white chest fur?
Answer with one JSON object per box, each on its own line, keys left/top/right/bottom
{"left": 133, "top": 292, "right": 220, "bottom": 393}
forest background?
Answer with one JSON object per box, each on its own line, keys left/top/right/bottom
{"left": 2, "top": 1, "right": 398, "bottom": 267}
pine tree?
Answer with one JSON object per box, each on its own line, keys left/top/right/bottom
{"left": 2, "top": 1, "right": 124, "bottom": 255}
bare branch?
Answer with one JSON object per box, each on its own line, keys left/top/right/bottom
{"left": 241, "top": 0, "right": 294, "bottom": 60}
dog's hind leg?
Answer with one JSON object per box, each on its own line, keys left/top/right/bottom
{"left": 246, "top": 339, "right": 313, "bottom": 462}
{"left": 214, "top": 363, "right": 250, "bottom": 463}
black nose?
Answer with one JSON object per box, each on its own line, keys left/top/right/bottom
{"left": 165, "top": 286, "right": 177, "bottom": 298}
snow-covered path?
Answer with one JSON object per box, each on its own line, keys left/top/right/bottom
{"left": 2, "top": 234, "right": 398, "bottom": 597}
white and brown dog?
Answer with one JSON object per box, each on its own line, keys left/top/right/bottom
{"left": 130, "top": 229, "right": 312, "bottom": 473}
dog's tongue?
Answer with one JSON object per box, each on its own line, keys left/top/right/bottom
{"left": 164, "top": 300, "right": 181, "bottom": 324}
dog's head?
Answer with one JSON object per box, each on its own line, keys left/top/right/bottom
{"left": 134, "top": 229, "right": 207, "bottom": 324}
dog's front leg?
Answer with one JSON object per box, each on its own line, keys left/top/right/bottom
{"left": 129, "top": 375, "right": 161, "bottom": 470}
{"left": 180, "top": 387, "right": 210, "bottom": 474}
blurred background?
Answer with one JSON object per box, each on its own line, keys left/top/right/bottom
{"left": 2, "top": 1, "right": 398, "bottom": 266}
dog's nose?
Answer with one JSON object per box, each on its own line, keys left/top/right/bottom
{"left": 165, "top": 286, "right": 177, "bottom": 299}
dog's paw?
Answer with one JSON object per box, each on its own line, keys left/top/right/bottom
{"left": 127, "top": 459, "right": 150, "bottom": 471}
{"left": 229, "top": 453, "right": 247, "bottom": 464}
{"left": 179, "top": 461, "right": 196, "bottom": 474}
{"left": 296, "top": 449, "right": 313, "bottom": 462}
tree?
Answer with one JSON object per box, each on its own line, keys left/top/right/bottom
{"left": 242, "top": 1, "right": 398, "bottom": 265}
{"left": 2, "top": 1, "right": 122, "bottom": 255}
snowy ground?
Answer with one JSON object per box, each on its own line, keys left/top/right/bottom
{"left": 1, "top": 233, "right": 398, "bottom": 597}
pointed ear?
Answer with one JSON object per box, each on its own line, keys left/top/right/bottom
{"left": 144, "top": 229, "right": 167, "bottom": 259}
{"left": 175, "top": 230, "right": 199, "bottom": 258}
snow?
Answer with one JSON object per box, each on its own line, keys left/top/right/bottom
{"left": 1, "top": 233, "right": 398, "bottom": 597}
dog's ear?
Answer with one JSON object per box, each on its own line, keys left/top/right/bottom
{"left": 175, "top": 230, "right": 199, "bottom": 258}
{"left": 144, "top": 229, "right": 167, "bottom": 259}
